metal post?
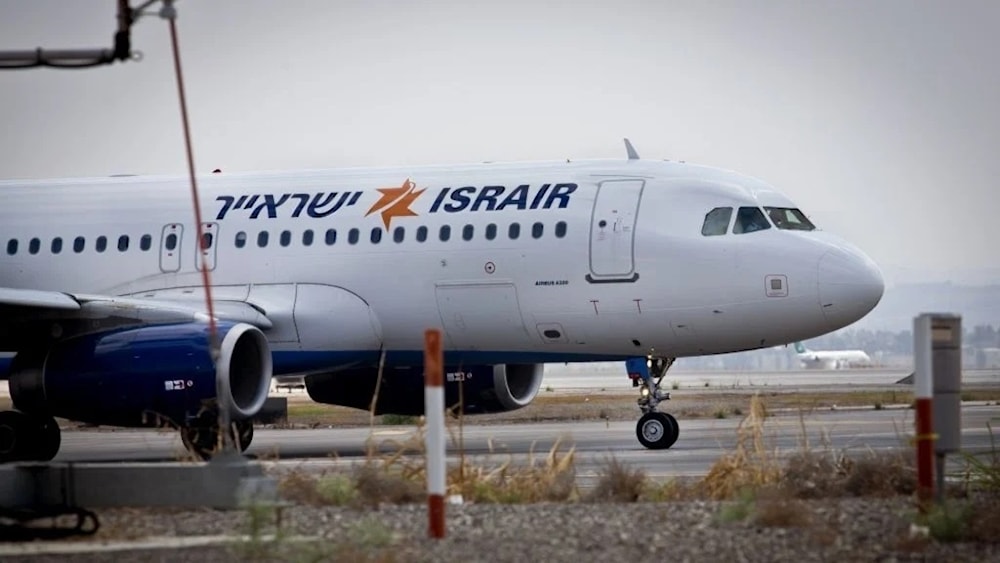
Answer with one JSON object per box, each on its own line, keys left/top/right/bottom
{"left": 424, "top": 329, "right": 445, "bottom": 539}
{"left": 913, "top": 314, "right": 935, "bottom": 507}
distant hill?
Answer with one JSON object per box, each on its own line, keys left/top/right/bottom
{"left": 853, "top": 282, "right": 1000, "bottom": 332}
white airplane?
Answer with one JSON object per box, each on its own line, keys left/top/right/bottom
{"left": 793, "top": 342, "right": 873, "bottom": 369}
{"left": 0, "top": 141, "right": 883, "bottom": 460}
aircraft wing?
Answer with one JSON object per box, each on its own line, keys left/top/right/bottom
{"left": 0, "top": 286, "right": 272, "bottom": 352}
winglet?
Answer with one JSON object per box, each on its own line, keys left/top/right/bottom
{"left": 624, "top": 138, "right": 640, "bottom": 160}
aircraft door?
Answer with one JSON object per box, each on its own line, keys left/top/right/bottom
{"left": 158, "top": 223, "right": 183, "bottom": 273}
{"left": 196, "top": 222, "right": 219, "bottom": 272}
{"left": 587, "top": 179, "right": 644, "bottom": 282}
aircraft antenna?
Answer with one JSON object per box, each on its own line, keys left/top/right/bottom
{"left": 624, "top": 138, "right": 640, "bottom": 160}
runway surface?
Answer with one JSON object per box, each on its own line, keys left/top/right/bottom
{"left": 54, "top": 405, "right": 1000, "bottom": 480}
{"left": 5, "top": 367, "right": 1000, "bottom": 481}
{"left": 540, "top": 365, "right": 1000, "bottom": 390}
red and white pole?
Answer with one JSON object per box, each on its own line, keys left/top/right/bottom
{"left": 913, "top": 314, "right": 935, "bottom": 506}
{"left": 424, "top": 329, "right": 446, "bottom": 539}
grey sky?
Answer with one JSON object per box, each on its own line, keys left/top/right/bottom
{"left": 1, "top": 1, "right": 998, "bottom": 287}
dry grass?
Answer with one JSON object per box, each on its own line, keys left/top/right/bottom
{"left": 275, "top": 415, "right": 580, "bottom": 506}
{"left": 455, "top": 439, "right": 577, "bottom": 504}
{"left": 699, "top": 394, "right": 782, "bottom": 500}
{"left": 843, "top": 451, "right": 916, "bottom": 497}
{"left": 780, "top": 451, "right": 851, "bottom": 499}
{"left": 752, "top": 490, "right": 813, "bottom": 528}
{"left": 587, "top": 457, "right": 646, "bottom": 502}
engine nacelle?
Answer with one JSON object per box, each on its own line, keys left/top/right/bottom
{"left": 9, "top": 321, "right": 272, "bottom": 428}
{"left": 305, "top": 363, "right": 543, "bottom": 415}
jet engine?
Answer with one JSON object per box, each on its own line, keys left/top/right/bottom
{"left": 305, "top": 363, "right": 544, "bottom": 415}
{"left": 8, "top": 321, "right": 272, "bottom": 428}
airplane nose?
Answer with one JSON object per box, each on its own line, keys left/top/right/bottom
{"left": 817, "top": 247, "right": 884, "bottom": 329}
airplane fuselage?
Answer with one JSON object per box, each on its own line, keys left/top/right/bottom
{"left": 0, "top": 159, "right": 884, "bottom": 375}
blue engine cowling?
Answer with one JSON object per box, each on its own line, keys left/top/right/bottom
{"left": 8, "top": 321, "right": 272, "bottom": 428}
{"left": 304, "top": 363, "right": 543, "bottom": 415}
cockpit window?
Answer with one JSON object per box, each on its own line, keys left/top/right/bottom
{"left": 701, "top": 207, "right": 733, "bottom": 236}
{"left": 733, "top": 206, "right": 771, "bottom": 234}
{"left": 764, "top": 207, "right": 816, "bottom": 231}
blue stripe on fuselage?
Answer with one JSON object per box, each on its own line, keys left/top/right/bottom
{"left": 0, "top": 350, "right": 629, "bottom": 381}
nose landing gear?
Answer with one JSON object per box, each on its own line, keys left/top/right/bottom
{"left": 634, "top": 356, "right": 679, "bottom": 450}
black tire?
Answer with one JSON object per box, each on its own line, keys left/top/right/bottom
{"left": 235, "top": 420, "right": 253, "bottom": 453}
{"left": 181, "top": 423, "right": 219, "bottom": 460}
{"left": 661, "top": 412, "right": 680, "bottom": 449}
{"left": 29, "top": 414, "right": 61, "bottom": 461}
{"left": 181, "top": 417, "right": 254, "bottom": 460}
{"left": 636, "top": 412, "right": 679, "bottom": 450}
{"left": 0, "top": 411, "right": 30, "bottom": 462}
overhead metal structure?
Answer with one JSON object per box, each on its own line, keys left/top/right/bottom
{"left": 0, "top": 0, "right": 277, "bottom": 540}
{"left": 0, "top": 0, "right": 163, "bottom": 70}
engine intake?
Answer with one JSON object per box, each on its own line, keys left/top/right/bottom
{"left": 305, "top": 363, "right": 543, "bottom": 415}
{"left": 9, "top": 321, "right": 272, "bottom": 428}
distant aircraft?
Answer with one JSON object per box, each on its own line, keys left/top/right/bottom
{"left": 0, "top": 140, "right": 883, "bottom": 459}
{"left": 794, "top": 342, "right": 873, "bottom": 369}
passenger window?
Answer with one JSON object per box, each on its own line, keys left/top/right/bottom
{"left": 118, "top": 235, "right": 129, "bottom": 252}
{"left": 555, "top": 221, "right": 567, "bottom": 238}
{"left": 165, "top": 233, "right": 178, "bottom": 251}
{"left": 733, "top": 207, "right": 771, "bottom": 234}
{"left": 280, "top": 230, "right": 292, "bottom": 247}
{"left": 508, "top": 223, "right": 520, "bottom": 240}
{"left": 485, "top": 223, "right": 497, "bottom": 241}
{"left": 348, "top": 228, "right": 359, "bottom": 245}
{"left": 303, "top": 230, "right": 314, "bottom": 246}
{"left": 140, "top": 234, "right": 152, "bottom": 251}
{"left": 371, "top": 228, "right": 382, "bottom": 244}
{"left": 325, "top": 229, "right": 337, "bottom": 245}
{"left": 6, "top": 239, "right": 17, "bottom": 255}
{"left": 439, "top": 225, "right": 451, "bottom": 242}
{"left": 764, "top": 207, "right": 816, "bottom": 231}
{"left": 393, "top": 227, "right": 405, "bottom": 243}
{"left": 73, "top": 236, "right": 85, "bottom": 253}
{"left": 29, "top": 238, "right": 41, "bottom": 255}
{"left": 235, "top": 231, "right": 247, "bottom": 248}
{"left": 532, "top": 222, "right": 543, "bottom": 239}
{"left": 202, "top": 232, "right": 214, "bottom": 249}
{"left": 416, "top": 226, "right": 428, "bottom": 242}
{"left": 95, "top": 236, "right": 107, "bottom": 253}
{"left": 462, "top": 224, "right": 474, "bottom": 241}
{"left": 257, "top": 231, "right": 269, "bottom": 247}
{"left": 51, "top": 238, "right": 63, "bottom": 254}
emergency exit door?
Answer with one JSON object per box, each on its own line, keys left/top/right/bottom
{"left": 587, "top": 179, "right": 643, "bottom": 282}
{"left": 159, "top": 223, "right": 183, "bottom": 273}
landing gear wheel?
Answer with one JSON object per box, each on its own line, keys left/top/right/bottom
{"left": 181, "top": 416, "right": 254, "bottom": 460}
{"left": 636, "top": 412, "right": 679, "bottom": 450}
{"left": 29, "top": 414, "right": 61, "bottom": 461}
{"left": 235, "top": 419, "right": 254, "bottom": 453}
{"left": 0, "top": 411, "right": 61, "bottom": 462}
{"left": 181, "top": 424, "right": 217, "bottom": 460}
{"left": 0, "top": 411, "right": 29, "bottom": 462}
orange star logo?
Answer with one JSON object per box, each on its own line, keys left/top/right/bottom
{"left": 365, "top": 179, "right": 427, "bottom": 230}
{"left": 365, "top": 179, "right": 426, "bottom": 229}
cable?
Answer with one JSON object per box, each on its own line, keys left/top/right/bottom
{"left": 164, "top": 5, "right": 217, "bottom": 347}
{"left": 163, "top": 2, "right": 231, "bottom": 451}
{"left": 0, "top": 506, "right": 100, "bottom": 541}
